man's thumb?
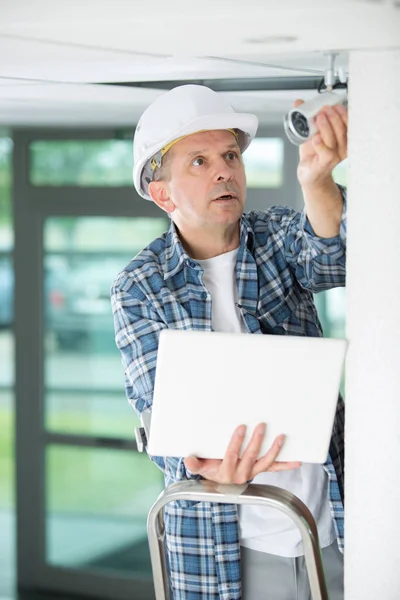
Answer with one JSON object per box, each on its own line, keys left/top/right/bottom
{"left": 184, "top": 456, "right": 201, "bottom": 474}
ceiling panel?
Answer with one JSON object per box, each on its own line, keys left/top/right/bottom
{"left": 1, "top": 1, "right": 398, "bottom": 59}
{"left": 0, "top": 0, "right": 398, "bottom": 126}
{"left": 0, "top": 36, "right": 331, "bottom": 83}
{"left": 0, "top": 82, "right": 346, "bottom": 128}
{"left": 0, "top": 0, "right": 385, "bottom": 25}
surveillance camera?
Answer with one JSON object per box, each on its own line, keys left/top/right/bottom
{"left": 283, "top": 91, "right": 348, "bottom": 146}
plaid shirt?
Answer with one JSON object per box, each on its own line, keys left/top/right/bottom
{"left": 111, "top": 190, "right": 346, "bottom": 600}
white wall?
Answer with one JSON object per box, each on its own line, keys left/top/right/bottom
{"left": 345, "top": 49, "right": 400, "bottom": 600}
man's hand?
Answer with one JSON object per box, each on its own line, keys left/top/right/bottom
{"left": 295, "top": 99, "right": 348, "bottom": 190}
{"left": 293, "top": 99, "right": 347, "bottom": 238}
{"left": 184, "top": 423, "right": 301, "bottom": 485}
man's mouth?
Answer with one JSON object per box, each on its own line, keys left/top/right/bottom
{"left": 214, "top": 194, "right": 236, "bottom": 201}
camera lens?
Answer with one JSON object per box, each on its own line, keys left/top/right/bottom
{"left": 291, "top": 111, "right": 309, "bottom": 138}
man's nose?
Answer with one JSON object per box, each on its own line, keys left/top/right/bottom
{"left": 213, "top": 158, "right": 235, "bottom": 182}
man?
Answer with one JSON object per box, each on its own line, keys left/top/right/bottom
{"left": 112, "top": 84, "right": 347, "bottom": 599}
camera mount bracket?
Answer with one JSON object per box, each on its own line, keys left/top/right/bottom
{"left": 323, "top": 52, "right": 348, "bottom": 91}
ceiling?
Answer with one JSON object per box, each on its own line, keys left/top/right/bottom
{"left": 0, "top": 0, "right": 399, "bottom": 128}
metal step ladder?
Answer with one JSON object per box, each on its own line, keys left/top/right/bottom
{"left": 136, "top": 420, "right": 330, "bottom": 600}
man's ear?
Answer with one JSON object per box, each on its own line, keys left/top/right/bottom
{"left": 148, "top": 181, "right": 176, "bottom": 214}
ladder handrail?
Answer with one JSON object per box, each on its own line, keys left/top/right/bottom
{"left": 147, "top": 480, "right": 329, "bottom": 600}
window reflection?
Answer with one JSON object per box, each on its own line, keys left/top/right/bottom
{"left": 314, "top": 288, "right": 346, "bottom": 340}
{"left": 29, "top": 137, "right": 286, "bottom": 190}
{"left": 243, "top": 137, "right": 284, "bottom": 188}
{"left": 30, "top": 140, "right": 132, "bottom": 187}
{"left": 43, "top": 216, "right": 167, "bottom": 577}
{"left": 46, "top": 446, "right": 163, "bottom": 576}
{"left": 44, "top": 216, "right": 168, "bottom": 439}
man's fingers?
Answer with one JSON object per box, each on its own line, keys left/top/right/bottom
{"left": 184, "top": 455, "right": 202, "bottom": 474}
{"left": 327, "top": 105, "right": 348, "bottom": 161}
{"left": 187, "top": 428, "right": 302, "bottom": 484}
{"left": 250, "top": 434, "right": 286, "bottom": 477}
{"left": 218, "top": 424, "right": 246, "bottom": 483}
{"left": 321, "top": 105, "right": 348, "bottom": 158}
{"left": 294, "top": 98, "right": 304, "bottom": 108}
{"left": 235, "top": 423, "right": 266, "bottom": 482}
{"left": 312, "top": 104, "right": 348, "bottom": 162}
{"left": 334, "top": 103, "right": 348, "bottom": 126}
{"left": 315, "top": 110, "right": 337, "bottom": 150}
{"left": 267, "top": 461, "right": 302, "bottom": 473}
{"left": 251, "top": 434, "right": 302, "bottom": 478}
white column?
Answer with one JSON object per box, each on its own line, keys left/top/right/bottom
{"left": 346, "top": 50, "right": 400, "bottom": 599}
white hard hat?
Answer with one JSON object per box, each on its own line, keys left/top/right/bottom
{"left": 133, "top": 84, "right": 259, "bottom": 200}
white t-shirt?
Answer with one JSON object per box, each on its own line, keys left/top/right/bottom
{"left": 197, "top": 248, "right": 247, "bottom": 334}
{"left": 196, "top": 247, "right": 336, "bottom": 558}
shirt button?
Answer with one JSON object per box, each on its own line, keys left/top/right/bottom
{"left": 188, "top": 260, "right": 196, "bottom": 268}
{"left": 201, "top": 292, "right": 207, "bottom": 300}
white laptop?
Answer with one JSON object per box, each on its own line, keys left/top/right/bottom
{"left": 147, "top": 330, "right": 347, "bottom": 464}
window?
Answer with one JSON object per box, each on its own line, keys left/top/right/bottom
{"left": 243, "top": 137, "right": 284, "bottom": 188}
{"left": 30, "top": 140, "right": 132, "bottom": 187}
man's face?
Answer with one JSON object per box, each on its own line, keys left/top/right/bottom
{"left": 158, "top": 129, "right": 247, "bottom": 230}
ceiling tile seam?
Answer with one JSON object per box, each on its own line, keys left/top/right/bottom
{"left": 0, "top": 32, "right": 171, "bottom": 59}
{"left": 205, "top": 55, "right": 325, "bottom": 74}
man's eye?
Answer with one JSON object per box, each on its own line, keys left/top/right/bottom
{"left": 226, "top": 151, "right": 238, "bottom": 161}
{"left": 192, "top": 157, "right": 204, "bottom": 167}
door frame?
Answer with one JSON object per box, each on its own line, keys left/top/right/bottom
{"left": 13, "top": 127, "right": 162, "bottom": 600}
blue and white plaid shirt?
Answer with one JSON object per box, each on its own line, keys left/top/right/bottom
{"left": 111, "top": 189, "right": 346, "bottom": 600}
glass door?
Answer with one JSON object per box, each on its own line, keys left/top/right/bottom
{"left": 14, "top": 131, "right": 168, "bottom": 600}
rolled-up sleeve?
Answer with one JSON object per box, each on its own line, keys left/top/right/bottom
{"left": 284, "top": 185, "right": 347, "bottom": 292}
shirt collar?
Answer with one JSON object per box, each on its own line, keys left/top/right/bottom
{"left": 163, "top": 214, "right": 255, "bottom": 281}
{"left": 163, "top": 220, "right": 191, "bottom": 280}
{"left": 240, "top": 213, "right": 255, "bottom": 254}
